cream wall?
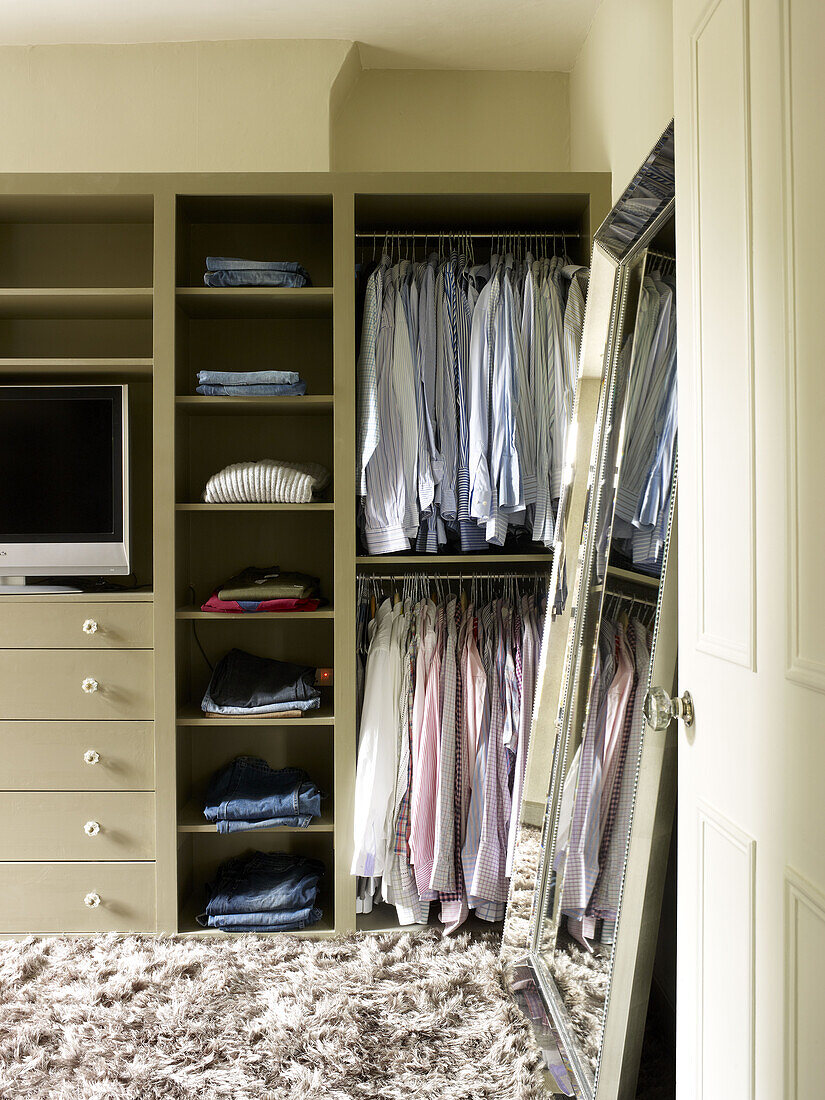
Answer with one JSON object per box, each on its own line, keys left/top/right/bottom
{"left": 0, "top": 41, "right": 571, "bottom": 174}
{"left": 0, "top": 40, "right": 354, "bottom": 172}
{"left": 331, "top": 69, "right": 570, "bottom": 172}
{"left": 569, "top": 0, "right": 673, "bottom": 199}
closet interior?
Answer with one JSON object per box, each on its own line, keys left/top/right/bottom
{"left": 173, "top": 193, "right": 336, "bottom": 933}
{"left": 0, "top": 171, "right": 613, "bottom": 938}
{"left": 351, "top": 190, "right": 598, "bottom": 933}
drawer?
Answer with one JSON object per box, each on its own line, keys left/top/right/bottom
{"left": 0, "top": 722, "right": 154, "bottom": 790}
{"left": 0, "top": 862, "right": 155, "bottom": 933}
{"left": 0, "top": 649, "right": 153, "bottom": 720}
{"left": 0, "top": 792, "right": 155, "bottom": 860}
{"left": 0, "top": 600, "right": 152, "bottom": 649}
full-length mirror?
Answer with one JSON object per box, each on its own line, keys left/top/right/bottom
{"left": 503, "top": 123, "right": 679, "bottom": 1100}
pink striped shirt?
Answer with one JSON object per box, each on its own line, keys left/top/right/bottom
{"left": 409, "top": 605, "right": 442, "bottom": 900}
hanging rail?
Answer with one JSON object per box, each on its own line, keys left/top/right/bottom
{"left": 604, "top": 586, "right": 659, "bottom": 607}
{"left": 354, "top": 228, "right": 581, "bottom": 240}
{"left": 358, "top": 569, "right": 550, "bottom": 582}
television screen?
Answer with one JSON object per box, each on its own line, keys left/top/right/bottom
{"left": 0, "top": 387, "right": 123, "bottom": 542}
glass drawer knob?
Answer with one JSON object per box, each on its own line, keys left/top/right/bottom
{"left": 84, "top": 892, "right": 101, "bottom": 909}
{"left": 643, "top": 686, "right": 695, "bottom": 731}
{"left": 81, "top": 677, "right": 99, "bottom": 694}
{"left": 84, "top": 820, "right": 101, "bottom": 837}
{"left": 82, "top": 619, "right": 99, "bottom": 635}
{"left": 83, "top": 750, "right": 100, "bottom": 765}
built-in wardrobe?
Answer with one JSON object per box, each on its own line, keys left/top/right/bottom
{"left": 0, "top": 171, "right": 611, "bottom": 938}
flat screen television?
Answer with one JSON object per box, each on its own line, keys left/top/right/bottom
{"left": 0, "top": 384, "right": 129, "bottom": 589}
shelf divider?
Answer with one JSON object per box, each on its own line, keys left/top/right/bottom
{"left": 175, "top": 395, "right": 333, "bottom": 415}
{"left": 176, "top": 287, "right": 333, "bottom": 319}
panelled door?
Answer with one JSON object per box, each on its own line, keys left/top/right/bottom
{"left": 673, "top": 0, "right": 825, "bottom": 1096}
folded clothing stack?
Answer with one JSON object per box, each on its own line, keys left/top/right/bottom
{"left": 204, "top": 756, "right": 322, "bottom": 832}
{"left": 203, "top": 257, "right": 311, "bottom": 289}
{"left": 196, "top": 369, "right": 307, "bottom": 398}
{"left": 202, "top": 648, "right": 321, "bottom": 717}
{"left": 201, "top": 565, "right": 323, "bottom": 613}
{"left": 203, "top": 459, "right": 331, "bottom": 504}
{"left": 196, "top": 850, "right": 324, "bottom": 931}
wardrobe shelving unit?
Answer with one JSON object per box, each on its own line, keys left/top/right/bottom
{"left": 0, "top": 171, "right": 610, "bottom": 939}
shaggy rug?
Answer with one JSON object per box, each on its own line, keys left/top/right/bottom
{"left": 500, "top": 822, "right": 543, "bottom": 969}
{"left": 0, "top": 930, "right": 547, "bottom": 1100}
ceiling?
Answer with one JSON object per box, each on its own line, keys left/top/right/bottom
{"left": 0, "top": 0, "right": 603, "bottom": 71}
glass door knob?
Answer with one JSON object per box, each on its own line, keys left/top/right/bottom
{"left": 643, "top": 686, "right": 694, "bottom": 731}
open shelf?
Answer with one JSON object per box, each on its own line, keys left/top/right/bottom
{"left": 177, "top": 893, "right": 335, "bottom": 937}
{"left": 175, "top": 287, "right": 333, "bottom": 319}
{"left": 176, "top": 606, "right": 334, "bottom": 620}
{"left": 176, "top": 502, "right": 334, "bottom": 512}
{"left": 0, "top": 288, "right": 153, "bottom": 319}
{"left": 178, "top": 801, "right": 334, "bottom": 834}
{"left": 0, "top": 357, "right": 153, "bottom": 379}
{"left": 356, "top": 902, "right": 502, "bottom": 935}
{"left": 176, "top": 704, "right": 335, "bottom": 726}
{"left": 605, "top": 564, "right": 660, "bottom": 589}
{"left": 176, "top": 395, "right": 333, "bottom": 415}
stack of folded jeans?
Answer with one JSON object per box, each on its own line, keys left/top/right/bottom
{"left": 203, "top": 756, "right": 322, "bottom": 832}
{"left": 201, "top": 648, "right": 321, "bottom": 717}
{"left": 203, "top": 257, "right": 311, "bottom": 289}
{"left": 201, "top": 565, "right": 323, "bottom": 613}
{"left": 196, "top": 850, "right": 324, "bottom": 931}
{"left": 196, "top": 369, "right": 307, "bottom": 398}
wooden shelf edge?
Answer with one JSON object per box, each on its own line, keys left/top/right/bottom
{"left": 176, "top": 502, "right": 335, "bottom": 511}
{"left": 605, "top": 564, "right": 661, "bottom": 589}
{"left": 176, "top": 606, "right": 334, "bottom": 619}
{"left": 176, "top": 706, "right": 335, "bottom": 726}
{"left": 175, "top": 395, "right": 333, "bottom": 415}
{"left": 355, "top": 553, "right": 552, "bottom": 566}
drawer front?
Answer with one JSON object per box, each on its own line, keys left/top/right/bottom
{"left": 0, "top": 722, "right": 154, "bottom": 790}
{"left": 0, "top": 601, "right": 152, "bottom": 649}
{"left": 0, "top": 650, "right": 153, "bottom": 720}
{"left": 0, "top": 792, "right": 156, "bottom": 861}
{"left": 0, "top": 862, "right": 156, "bottom": 933}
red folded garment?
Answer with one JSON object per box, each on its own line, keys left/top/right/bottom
{"left": 201, "top": 593, "right": 322, "bottom": 613}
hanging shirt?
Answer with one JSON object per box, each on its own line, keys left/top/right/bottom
{"left": 461, "top": 604, "right": 490, "bottom": 902}
{"left": 384, "top": 603, "right": 430, "bottom": 925}
{"left": 351, "top": 599, "right": 403, "bottom": 877}
{"left": 356, "top": 260, "right": 384, "bottom": 497}
{"left": 589, "top": 620, "right": 651, "bottom": 919}
{"left": 467, "top": 274, "right": 495, "bottom": 526}
{"left": 430, "top": 598, "right": 458, "bottom": 895}
{"left": 506, "top": 594, "right": 539, "bottom": 876}
{"left": 409, "top": 605, "right": 443, "bottom": 900}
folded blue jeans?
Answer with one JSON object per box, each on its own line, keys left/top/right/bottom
{"left": 204, "top": 758, "right": 322, "bottom": 826}
{"left": 195, "top": 382, "right": 307, "bottom": 397}
{"left": 215, "top": 815, "right": 310, "bottom": 833}
{"left": 206, "top": 257, "right": 310, "bottom": 276}
{"left": 201, "top": 649, "right": 321, "bottom": 716}
{"left": 203, "top": 270, "right": 308, "bottom": 288}
{"left": 197, "top": 370, "right": 300, "bottom": 386}
{"left": 200, "top": 851, "right": 324, "bottom": 919}
{"left": 197, "top": 905, "right": 323, "bottom": 931}
{"left": 202, "top": 698, "right": 321, "bottom": 716}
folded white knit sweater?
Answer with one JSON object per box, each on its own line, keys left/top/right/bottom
{"left": 203, "top": 459, "right": 332, "bottom": 504}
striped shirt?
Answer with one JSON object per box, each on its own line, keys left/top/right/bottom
{"left": 409, "top": 605, "right": 442, "bottom": 900}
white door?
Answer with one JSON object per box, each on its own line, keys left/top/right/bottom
{"left": 673, "top": 1, "right": 825, "bottom": 1097}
